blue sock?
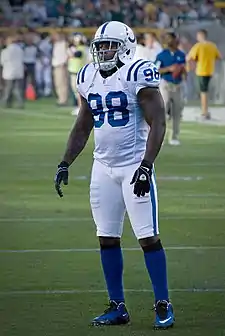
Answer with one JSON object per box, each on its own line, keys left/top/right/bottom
{"left": 100, "top": 246, "right": 124, "bottom": 303}
{"left": 144, "top": 248, "right": 169, "bottom": 302}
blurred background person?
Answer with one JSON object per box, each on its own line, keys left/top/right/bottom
{"left": 52, "top": 32, "right": 68, "bottom": 106}
{"left": 67, "top": 32, "right": 88, "bottom": 115}
{"left": 1, "top": 35, "right": 24, "bottom": 109}
{"left": 178, "top": 36, "right": 193, "bottom": 104}
{"left": 145, "top": 32, "right": 162, "bottom": 62}
{"left": 0, "top": 35, "right": 4, "bottom": 99}
{"left": 144, "top": 2, "right": 158, "bottom": 26}
{"left": 23, "top": 31, "right": 38, "bottom": 98}
{"left": 133, "top": 34, "right": 150, "bottom": 61}
{"left": 35, "top": 32, "right": 52, "bottom": 97}
{"left": 15, "top": 30, "right": 25, "bottom": 49}
{"left": 23, "top": 0, "right": 47, "bottom": 28}
{"left": 156, "top": 5, "right": 171, "bottom": 29}
{"left": 156, "top": 32, "right": 186, "bottom": 146}
{"left": 186, "top": 29, "right": 222, "bottom": 120}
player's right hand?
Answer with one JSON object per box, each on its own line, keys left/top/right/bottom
{"left": 54, "top": 161, "right": 69, "bottom": 198}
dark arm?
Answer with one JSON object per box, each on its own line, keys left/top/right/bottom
{"left": 62, "top": 95, "right": 94, "bottom": 165}
{"left": 137, "top": 87, "right": 166, "bottom": 165}
{"left": 216, "top": 47, "right": 222, "bottom": 60}
{"left": 159, "top": 65, "right": 174, "bottom": 74}
{"left": 182, "top": 63, "right": 187, "bottom": 79}
{"left": 155, "top": 58, "right": 175, "bottom": 74}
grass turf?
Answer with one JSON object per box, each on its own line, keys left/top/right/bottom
{"left": 0, "top": 100, "right": 225, "bottom": 336}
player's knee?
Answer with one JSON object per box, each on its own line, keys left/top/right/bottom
{"left": 99, "top": 236, "right": 121, "bottom": 249}
{"left": 139, "top": 236, "right": 163, "bottom": 252}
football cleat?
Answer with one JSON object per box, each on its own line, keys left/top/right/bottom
{"left": 91, "top": 300, "right": 130, "bottom": 326}
{"left": 153, "top": 300, "right": 175, "bottom": 329}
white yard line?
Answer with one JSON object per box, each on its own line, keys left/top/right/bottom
{"left": 0, "top": 217, "right": 92, "bottom": 222}
{"left": 161, "top": 194, "right": 223, "bottom": 198}
{"left": 0, "top": 215, "right": 225, "bottom": 223}
{"left": 0, "top": 288, "right": 224, "bottom": 296}
{"left": 0, "top": 110, "right": 70, "bottom": 120}
{"left": 5, "top": 162, "right": 225, "bottom": 167}
{"left": 0, "top": 246, "right": 224, "bottom": 254}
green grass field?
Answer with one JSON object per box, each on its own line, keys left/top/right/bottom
{"left": 0, "top": 100, "right": 225, "bottom": 336}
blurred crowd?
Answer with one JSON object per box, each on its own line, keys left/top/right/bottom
{"left": 0, "top": 30, "right": 92, "bottom": 111}
{"left": 0, "top": 28, "right": 196, "bottom": 111}
{"left": 0, "top": 0, "right": 222, "bottom": 29}
{"left": 0, "top": 1, "right": 223, "bottom": 113}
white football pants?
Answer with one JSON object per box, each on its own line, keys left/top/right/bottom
{"left": 90, "top": 159, "right": 159, "bottom": 239}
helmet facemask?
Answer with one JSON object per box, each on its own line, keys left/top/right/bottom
{"left": 91, "top": 38, "right": 124, "bottom": 71}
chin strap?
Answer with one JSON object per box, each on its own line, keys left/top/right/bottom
{"left": 100, "top": 66, "right": 118, "bottom": 78}
{"left": 100, "top": 59, "right": 125, "bottom": 79}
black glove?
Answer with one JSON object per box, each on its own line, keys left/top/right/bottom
{"left": 54, "top": 161, "right": 69, "bottom": 198}
{"left": 130, "top": 160, "right": 153, "bottom": 197}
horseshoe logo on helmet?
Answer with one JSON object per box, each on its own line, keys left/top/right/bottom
{"left": 125, "top": 25, "right": 136, "bottom": 43}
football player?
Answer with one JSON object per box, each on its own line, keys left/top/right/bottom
{"left": 54, "top": 21, "right": 174, "bottom": 329}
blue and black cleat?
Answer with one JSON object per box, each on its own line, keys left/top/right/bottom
{"left": 91, "top": 300, "right": 130, "bottom": 326}
{"left": 153, "top": 300, "right": 175, "bottom": 329}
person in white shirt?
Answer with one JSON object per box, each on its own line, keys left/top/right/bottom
{"left": 133, "top": 34, "right": 151, "bottom": 61}
{"left": 36, "top": 1, "right": 47, "bottom": 23}
{"left": 23, "top": 0, "right": 38, "bottom": 16}
{"left": 157, "top": 6, "right": 171, "bottom": 29}
{"left": 145, "top": 32, "right": 163, "bottom": 62}
{"left": 187, "top": 6, "right": 198, "bottom": 20}
{"left": 23, "top": 32, "right": 38, "bottom": 97}
{"left": 35, "top": 33, "right": 52, "bottom": 97}
{"left": 52, "top": 32, "right": 68, "bottom": 106}
{"left": 1, "top": 35, "right": 24, "bottom": 108}
{"left": 23, "top": 0, "right": 47, "bottom": 26}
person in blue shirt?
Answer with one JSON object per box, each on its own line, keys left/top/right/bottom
{"left": 155, "top": 32, "right": 186, "bottom": 145}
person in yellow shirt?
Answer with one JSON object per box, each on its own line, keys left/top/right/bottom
{"left": 67, "top": 33, "right": 88, "bottom": 115}
{"left": 186, "top": 29, "right": 222, "bottom": 119}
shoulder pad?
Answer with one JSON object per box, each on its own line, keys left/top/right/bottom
{"left": 76, "top": 63, "right": 93, "bottom": 86}
{"left": 125, "top": 59, "right": 160, "bottom": 86}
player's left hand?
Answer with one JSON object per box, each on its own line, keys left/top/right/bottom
{"left": 54, "top": 161, "right": 69, "bottom": 198}
{"left": 130, "top": 160, "right": 152, "bottom": 197}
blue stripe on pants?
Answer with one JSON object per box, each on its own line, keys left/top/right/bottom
{"left": 150, "top": 175, "right": 157, "bottom": 236}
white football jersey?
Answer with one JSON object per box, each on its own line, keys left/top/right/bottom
{"left": 77, "top": 59, "right": 160, "bottom": 167}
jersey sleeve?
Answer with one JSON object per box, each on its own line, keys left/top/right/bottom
{"left": 126, "top": 60, "right": 161, "bottom": 95}
{"left": 76, "top": 63, "right": 92, "bottom": 98}
{"left": 187, "top": 44, "right": 199, "bottom": 61}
